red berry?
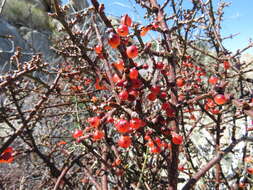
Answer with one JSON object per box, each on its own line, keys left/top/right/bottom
{"left": 176, "top": 78, "right": 185, "bottom": 87}
{"left": 113, "top": 60, "right": 125, "bottom": 72}
{"left": 223, "top": 60, "right": 230, "bottom": 70}
{"left": 73, "top": 130, "right": 83, "bottom": 139}
{"left": 154, "top": 137, "right": 162, "bottom": 146}
{"left": 140, "top": 26, "right": 150, "bottom": 36}
{"left": 144, "top": 135, "right": 151, "bottom": 141}
{"left": 162, "top": 102, "right": 170, "bottom": 110}
{"left": 117, "top": 24, "right": 129, "bottom": 37}
{"left": 126, "top": 45, "right": 138, "bottom": 58}
{"left": 166, "top": 107, "right": 175, "bottom": 118}
{"left": 142, "top": 63, "right": 149, "bottom": 69}
{"left": 94, "top": 45, "right": 102, "bottom": 54}
{"left": 118, "top": 135, "right": 132, "bottom": 148}
{"left": 208, "top": 76, "right": 218, "bottom": 85}
{"left": 107, "top": 116, "right": 114, "bottom": 123}
{"left": 178, "top": 165, "right": 185, "bottom": 172}
{"left": 88, "top": 116, "right": 100, "bottom": 128}
{"left": 150, "top": 85, "right": 161, "bottom": 95}
{"left": 160, "top": 91, "right": 167, "bottom": 99}
{"left": 155, "top": 62, "right": 164, "bottom": 69}
{"left": 172, "top": 133, "right": 183, "bottom": 145}
{"left": 150, "top": 146, "right": 161, "bottom": 154}
{"left": 116, "top": 79, "right": 125, "bottom": 87}
{"left": 147, "top": 140, "right": 155, "bottom": 147}
{"left": 129, "top": 118, "right": 142, "bottom": 130}
{"left": 108, "top": 33, "right": 121, "bottom": 48}
{"left": 129, "top": 68, "right": 139, "bottom": 80}
{"left": 0, "top": 147, "right": 14, "bottom": 163}
{"left": 131, "top": 79, "right": 142, "bottom": 89}
{"left": 210, "top": 108, "right": 220, "bottom": 115}
{"left": 92, "top": 130, "right": 105, "bottom": 141}
{"left": 119, "top": 90, "right": 129, "bottom": 101}
{"left": 147, "top": 93, "right": 157, "bottom": 101}
{"left": 121, "top": 14, "right": 132, "bottom": 26}
{"left": 140, "top": 120, "right": 146, "bottom": 127}
{"left": 247, "top": 167, "right": 253, "bottom": 174}
{"left": 115, "top": 119, "right": 130, "bottom": 133}
{"left": 214, "top": 94, "right": 227, "bottom": 105}
{"left": 128, "top": 89, "right": 139, "bottom": 98}
{"left": 206, "top": 98, "right": 216, "bottom": 108}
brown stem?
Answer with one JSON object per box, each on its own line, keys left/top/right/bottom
{"left": 0, "top": 72, "right": 61, "bottom": 155}
{"left": 182, "top": 136, "right": 253, "bottom": 190}
{"left": 53, "top": 167, "right": 69, "bottom": 190}
{"left": 145, "top": 0, "right": 180, "bottom": 189}
{"left": 101, "top": 146, "right": 108, "bottom": 190}
{"left": 214, "top": 113, "right": 222, "bottom": 189}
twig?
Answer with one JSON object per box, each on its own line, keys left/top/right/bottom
{"left": 135, "top": 148, "right": 149, "bottom": 189}
{"left": 0, "top": 0, "right": 6, "bottom": 16}
{"left": 182, "top": 136, "right": 253, "bottom": 190}
{"left": 0, "top": 72, "right": 61, "bottom": 155}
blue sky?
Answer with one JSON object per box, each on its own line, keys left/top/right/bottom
{"left": 62, "top": 0, "right": 253, "bottom": 54}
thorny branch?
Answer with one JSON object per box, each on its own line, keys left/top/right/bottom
{"left": 0, "top": 0, "right": 253, "bottom": 189}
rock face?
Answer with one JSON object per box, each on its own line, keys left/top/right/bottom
{"left": 70, "top": 0, "right": 89, "bottom": 11}
{"left": 0, "top": 19, "right": 31, "bottom": 71}
{"left": 241, "top": 53, "right": 253, "bottom": 79}
{"left": 0, "top": 0, "right": 90, "bottom": 73}
{"left": 0, "top": 17, "right": 57, "bottom": 72}
{"left": 23, "top": 30, "right": 56, "bottom": 62}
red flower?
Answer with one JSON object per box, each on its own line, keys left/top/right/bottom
{"left": 0, "top": 147, "right": 14, "bottom": 163}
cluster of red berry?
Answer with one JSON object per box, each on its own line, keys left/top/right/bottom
{"left": 71, "top": 14, "right": 231, "bottom": 156}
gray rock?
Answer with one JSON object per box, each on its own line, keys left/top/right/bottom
{"left": 18, "top": 26, "right": 31, "bottom": 37}
{"left": 241, "top": 53, "right": 253, "bottom": 79}
{"left": 23, "top": 30, "right": 55, "bottom": 62}
{"left": 69, "top": 0, "right": 89, "bottom": 11}
{"left": 0, "top": 0, "right": 91, "bottom": 72}
{"left": 0, "top": 18, "right": 59, "bottom": 73}
{"left": 0, "top": 18, "right": 31, "bottom": 71}
{"left": 0, "top": 19, "right": 27, "bottom": 50}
